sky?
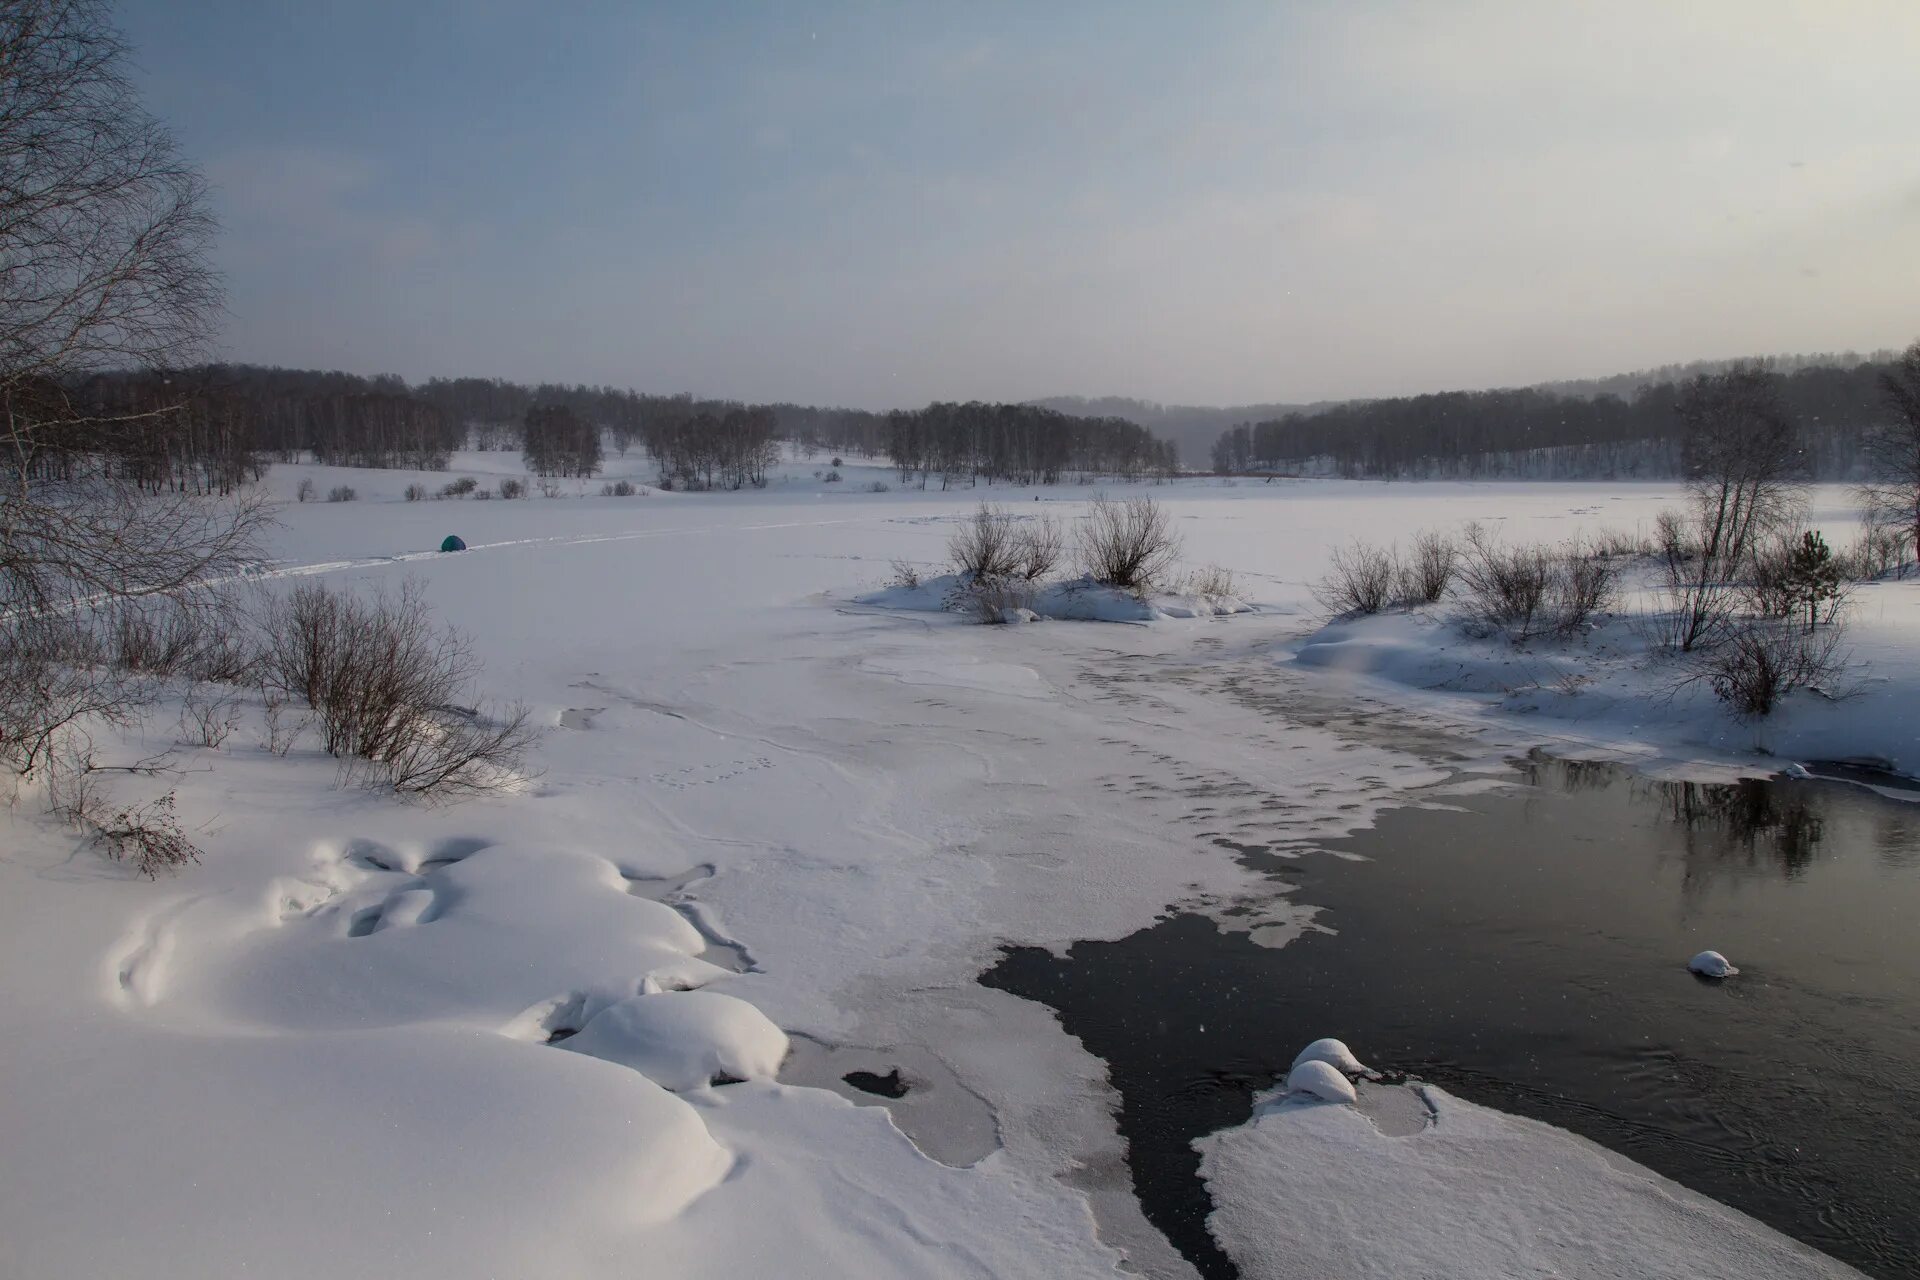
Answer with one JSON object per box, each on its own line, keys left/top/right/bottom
{"left": 118, "top": 0, "right": 1920, "bottom": 411}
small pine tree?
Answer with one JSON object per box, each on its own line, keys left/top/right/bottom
{"left": 1783, "top": 530, "right": 1844, "bottom": 632}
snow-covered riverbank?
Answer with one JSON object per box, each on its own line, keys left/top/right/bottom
{"left": 2, "top": 461, "right": 1902, "bottom": 1277}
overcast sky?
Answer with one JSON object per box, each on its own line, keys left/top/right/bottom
{"left": 119, "top": 0, "right": 1920, "bottom": 410}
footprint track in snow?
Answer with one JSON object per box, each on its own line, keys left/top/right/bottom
{"left": 648, "top": 757, "right": 774, "bottom": 791}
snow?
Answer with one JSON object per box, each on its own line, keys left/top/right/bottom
{"left": 1292, "top": 1036, "right": 1371, "bottom": 1077}
{"left": 1285, "top": 1058, "right": 1360, "bottom": 1104}
{"left": 563, "top": 990, "right": 791, "bottom": 1090}
{"left": 1690, "top": 949, "right": 1740, "bottom": 978}
{"left": 1, "top": 466, "right": 1903, "bottom": 1279}
{"left": 1200, "top": 1084, "right": 1856, "bottom": 1280}
{"left": 855, "top": 571, "right": 1252, "bottom": 624}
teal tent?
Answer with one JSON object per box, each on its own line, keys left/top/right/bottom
{"left": 440, "top": 534, "right": 467, "bottom": 552}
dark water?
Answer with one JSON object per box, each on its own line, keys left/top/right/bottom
{"left": 984, "top": 756, "right": 1920, "bottom": 1279}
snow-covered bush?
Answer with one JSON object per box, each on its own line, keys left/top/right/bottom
{"left": 601, "top": 480, "right": 637, "bottom": 496}
{"left": 950, "top": 504, "right": 1023, "bottom": 580}
{"left": 440, "top": 476, "right": 479, "bottom": 499}
{"left": 967, "top": 578, "right": 1035, "bottom": 625}
{"left": 295, "top": 478, "right": 315, "bottom": 503}
{"left": 1397, "top": 530, "right": 1456, "bottom": 603}
{"left": 499, "top": 478, "right": 526, "bottom": 499}
{"left": 1315, "top": 540, "right": 1397, "bottom": 615}
{"left": 88, "top": 791, "right": 199, "bottom": 878}
{"left": 403, "top": 483, "right": 428, "bottom": 502}
{"left": 1079, "top": 494, "right": 1179, "bottom": 592}
{"left": 1187, "top": 564, "right": 1237, "bottom": 597}
{"left": 1456, "top": 525, "right": 1615, "bottom": 640}
{"left": 260, "top": 581, "right": 539, "bottom": 796}
{"left": 326, "top": 485, "right": 357, "bottom": 503}
{"left": 1013, "top": 516, "right": 1065, "bottom": 581}
{"left": 1706, "top": 620, "right": 1850, "bottom": 717}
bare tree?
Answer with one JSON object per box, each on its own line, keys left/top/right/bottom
{"left": 1078, "top": 494, "right": 1180, "bottom": 592}
{"left": 1862, "top": 339, "right": 1920, "bottom": 575}
{"left": 1, "top": 0, "right": 267, "bottom": 775}
{"left": 1676, "top": 365, "right": 1804, "bottom": 568}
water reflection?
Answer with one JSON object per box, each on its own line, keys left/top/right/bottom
{"left": 1518, "top": 752, "right": 1825, "bottom": 880}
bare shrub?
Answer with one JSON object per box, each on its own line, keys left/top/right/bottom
{"left": 823, "top": 469, "right": 843, "bottom": 483}
{"left": 90, "top": 791, "right": 200, "bottom": 878}
{"left": 538, "top": 479, "right": 562, "bottom": 499}
{"left": 1655, "top": 509, "right": 1693, "bottom": 566}
{"left": 1455, "top": 525, "right": 1551, "bottom": 637}
{"left": 1550, "top": 544, "right": 1616, "bottom": 635}
{"left": 375, "top": 702, "right": 540, "bottom": 797}
{"left": 404, "top": 483, "right": 428, "bottom": 502}
{"left": 441, "top": 476, "right": 479, "bottom": 498}
{"left": 950, "top": 504, "right": 1023, "bottom": 580}
{"left": 867, "top": 480, "right": 890, "bottom": 493}
{"left": 296, "top": 478, "right": 316, "bottom": 503}
{"left": 1398, "top": 530, "right": 1456, "bottom": 603}
{"left": 1187, "top": 564, "right": 1237, "bottom": 597}
{"left": 965, "top": 578, "right": 1035, "bottom": 625}
{"left": 326, "top": 485, "right": 357, "bottom": 503}
{"left": 1843, "top": 510, "right": 1910, "bottom": 580}
{"left": 1592, "top": 527, "right": 1653, "bottom": 560}
{"left": 1646, "top": 573, "right": 1739, "bottom": 653}
{"left": 260, "top": 686, "right": 301, "bottom": 756}
{"left": 177, "top": 684, "right": 241, "bottom": 749}
{"left": 1316, "top": 541, "right": 1397, "bottom": 615}
{"left": 1744, "top": 535, "right": 1799, "bottom": 618}
{"left": 1706, "top": 621, "right": 1850, "bottom": 718}
{"left": 887, "top": 559, "right": 922, "bottom": 590}
{"left": 601, "top": 480, "right": 637, "bottom": 497}
{"left": 1078, "top": 495, "right": 1180, "bottom": 592}
{"left": 1012, "top": 516, "right": 1065, "bottom": 581}
{"left": 259, "top": 581, "right": 539, "bottom": 795}
{"left": 499, "top": 478, "right": 526, "bottom": 499}
{"left": 474, "top": 488, "right": 492, "bottom": 500}
{"left": 1456, "top": 526, "right": 1612, "bottom": 639}
{"left": 100, "top": 593, "right": 256, "bottom": 683}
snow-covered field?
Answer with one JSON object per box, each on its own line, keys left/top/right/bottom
{"left": 2, "top": 453, "right": 1905, "bottom": 1278}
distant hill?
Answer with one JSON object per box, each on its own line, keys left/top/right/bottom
{"left": 1027, "top": 396, "right": 1345, "bottom": 470}
{"left": 1034, "top": 349, "right": 1902, "bottom": 468}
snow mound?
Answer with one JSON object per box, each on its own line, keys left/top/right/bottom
{"left": 856, "top": 572, "right": 1251, "bottom": 624}
{"left": 1292, "top": 1036, "right": 1369, "bottom": 1077}
{"left": 1201, "top": 1084, "right": 1852, "bottom": 1279}
{"left": 1285, "top": 1058, "right": 1359, "bottom": 1104}
{"left": 564, "top": 990, "right": 790, "bottom": 1090}
{"left": 1689, "top": 950, "right": 1739, "bottom": 978}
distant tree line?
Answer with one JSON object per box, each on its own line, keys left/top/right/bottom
{"left": 885, "top": 401, "right": 1176, "bottom": 488}
{"left": 1208, "top": 357, "right": 1910, "bottom": 481}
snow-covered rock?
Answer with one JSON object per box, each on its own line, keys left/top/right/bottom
{"left": 1689, "top": 950, "right": 1739, "bottom": 978}
{"left": 1292, "top": 1037, "right": 1368, "bottom": 1077}
{"left": 1285, "top": 1058, "right": 1359, "bottom": 1104}
{"left": 564, "top": 990, "right": 791, "bottom": 1091}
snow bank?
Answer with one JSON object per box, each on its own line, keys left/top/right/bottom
{"left": 564, "top": 990, "right": 790, "bottom": 1090}
{"left": 1200, "top": 1084, "right": 1856, "bottom": 1279}
{"left": 855, "top": 571, "right": 1251, "bottom": 624}
{"left": 1292, "top": 584, "right": 1920, "bottom": 779}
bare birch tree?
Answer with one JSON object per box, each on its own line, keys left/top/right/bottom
{"left": 2, "top": 0, "right": 267, "bottom": 774}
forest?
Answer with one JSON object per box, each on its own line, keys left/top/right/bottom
{"left": 40, "top": 365, "right": 1173, "bottom": 492}
{"left": 1207, "top": 356, "right": 1906, "bottom": 480}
